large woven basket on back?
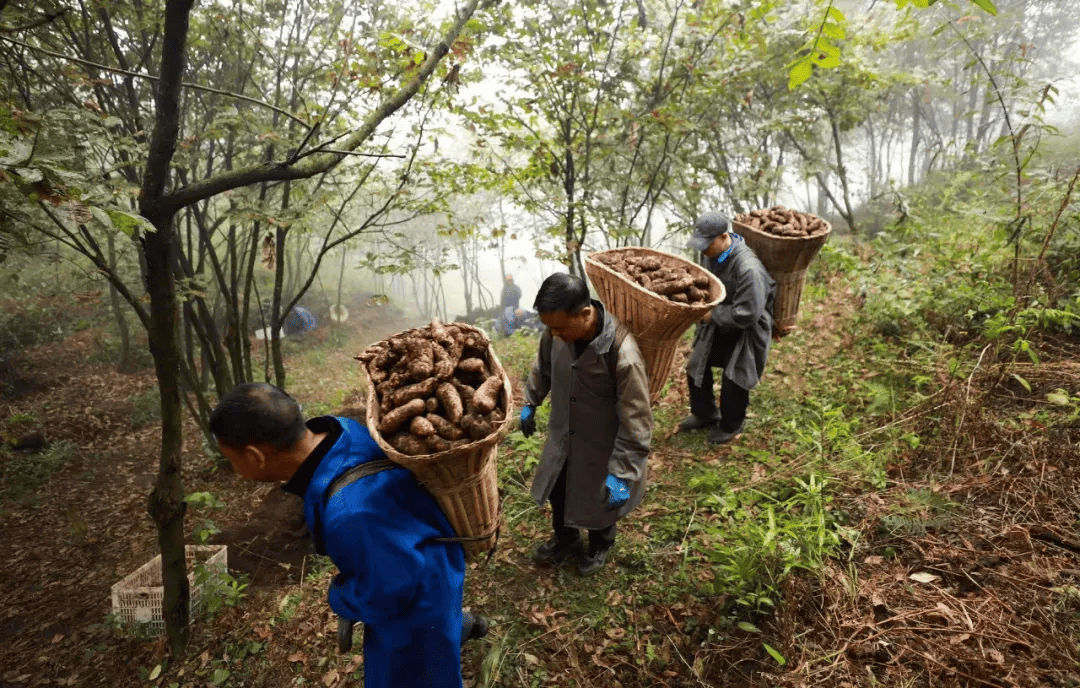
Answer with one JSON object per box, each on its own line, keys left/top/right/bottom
{"left": 584, "top": 247, "right": 726, "bottom": 403}
{"left": 733, "top": 217, "right": 832, "bottom": 335}
{"left": 359, "top": 322, "right": 512, "bottom": 561}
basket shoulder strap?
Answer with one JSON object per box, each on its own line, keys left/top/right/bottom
{"left": 604, "top": 321, "right": 630, "bottom": 379}
{"left": 326, "top": 458, "right": 397, "bottom": 501}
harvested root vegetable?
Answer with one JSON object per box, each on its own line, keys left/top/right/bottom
{"left": 389, "top": 377, "right": 438, "bottom": 409}
{"left": 461, "top": 414, "right": 494, "bottom": 442}
{"left": 472, "top": 375, "right": 503, "bottom": 414}
{"left": 457, "top": 358, "right": 486, "bottom": 375}
{"left": 380, "top": 398, "right": 426, "bottom": 435}
{"left": 427, "top": 413, "right": 466, "bottom": 440}
{"left": 426, "top": 435, "right": 451, "bottom": 453}
{"left": 436, "top": 382, "right": 464, "bottom": 423}
{"left": 409, "top": 415, "right": 436, "bottom": 437}
{"left": 452, "top": 379, "right": 475, "bottom": 407}
{"left": 593, "top": 251, "right": 714, "bottom": 305}
{"left": 405, "top": 338, "right": 434, "bottom": 380}
{"left": 387, "top": 432, "right": 428, "bottom": 456}
{"left": 432, "top": 343, "right": 455, "bottom": 379}
{"left": 650, "top": 276, "right": 694, "bottom": 296}
{"left": 734, "top": 206, "right": 829, "bottom": 238}
{"left": 359, "top": 319, "right": 510, "bottom": 456}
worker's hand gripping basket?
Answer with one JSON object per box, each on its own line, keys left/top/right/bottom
{"left": 732, "top": 207, "right": 832, "bottom": 336}
{"left": 584, "top": 247, "right": 726, "bottom": 403}
{"left": 357, "top": 320, "right": 511, "bottom": 561}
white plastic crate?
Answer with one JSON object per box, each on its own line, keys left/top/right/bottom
{"left": 110, "top": 544, "right": 228, "bottom": 636}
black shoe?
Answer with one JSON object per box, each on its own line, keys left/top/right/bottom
{"left": 461, "top": 612, "right": 490, "bottom": 645}
{"left": 707, "top": 423, "right": 744, "bottom": 445}
{"left": 532, "top": 536, "right": 581, "bottom": 565}
{"left": 678, "top": 413, "right": 719, "bottom": 432}
{"left": 576, "top": 546, "right": 612, "bottom": 576}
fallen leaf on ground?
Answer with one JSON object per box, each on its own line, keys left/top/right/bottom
{"left": 909, "top": 571, "right": 940, "bottom": 584}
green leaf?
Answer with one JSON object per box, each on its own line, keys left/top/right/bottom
{"left": 788, "top": 60, "right": 813, "bottom": 90}
{"left": 737, "top": 621, "right": 760, "bottom": 633}
{"left": 815, "top": 39, "right": 842, "bottom": 57}
{"left": 763, "top": 643, "right": 787, "bottom": 666}
{"left": 1047, "top": 390, "right": 1071, "bottom": 406}
{"left": 148, "top": 664, "right": 162, "bottom": 680}
{"left": 106, "top": 209, "right": 153, "bottom": 237}
{"left": 210, "top": 668, "right": 230, "bottom": 686}
{"left": 815, "top": 54, "right": 842, "bottom": 69}
{"left": 821, "top": 23, "right": 846, "bottom": 41}
{"left": 827, "top": 7, "right": 845, "bottom": 22}
{"left": 968, "top": 0, "right": 997, "bottom": 14}
{"left": 1011, "top": 373, "right": 1031, "bottom": 393}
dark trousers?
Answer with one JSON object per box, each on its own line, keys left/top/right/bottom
{"left": 549, "top": 462, "right": 616, "bottom": 554}
{"left": 687, "top": 332, "right": 750, "bottom": 433}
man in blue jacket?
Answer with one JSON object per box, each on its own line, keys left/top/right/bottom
{"left": 209, "top": 382, "right": 487, "bottom": 687}
{"left": 681, "top": 211, "right": 776, "bottom": 445}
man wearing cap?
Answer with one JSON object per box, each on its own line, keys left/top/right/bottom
{"left": 681, "top": 211, "right": 776, "bottom": 444}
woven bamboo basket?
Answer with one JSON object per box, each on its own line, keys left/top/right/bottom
{"left": 733, "top": 217, "right": 832, "bottom": 336}
{"left": 584, "top": 247, "right": 726, "bottom": 402}
{"left": 359, "top": 322, "right": 512, "bottom": 561}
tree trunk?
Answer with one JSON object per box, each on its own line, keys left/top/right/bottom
{"left": 106, "top": 233, "right": 136, "bottom": 373}
{"left": 827, "top": 113, "right": 857, "bottom": 233}
{"left": 139, "top": 0, "right": 195, "bottom": 654}
{"left": 142, "top": 212, "right": 190, "bottom": 655}
{"left": 562, "top": 146, "right": 584, "bottom": 278}
{"left": 908, "top": 90, "right": 921, "bottom": 188}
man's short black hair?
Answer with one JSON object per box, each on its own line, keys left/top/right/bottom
{"left": 209, "top": 382, "right": 306, "bottom": 451}
{"left": 533, "top": 272, "right": 591, "bottom": 314}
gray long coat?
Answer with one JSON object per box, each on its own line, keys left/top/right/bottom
{"left": 686, "top": 240, "right": 776, "bottom": 390}
{"left": 524, "top": 302, "right": 653, "bottom": 530}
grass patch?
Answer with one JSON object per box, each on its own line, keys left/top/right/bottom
{"left": 1, "top": 439, "right": 77, "bottom": 500}
{"left": 128, "top": 386, "right": 160, "bottom": 428}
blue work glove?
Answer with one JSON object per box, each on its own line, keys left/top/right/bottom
{"left": 604, "top": 474, "right": 630, "bottom": 511}
{"left": 520, "top": 405, "right": 536, "bottom": 438}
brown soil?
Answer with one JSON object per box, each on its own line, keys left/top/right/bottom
{"left": 2, "top": 285, "right": 1079, "bottom": 688}
{"left": 0, "top": 298, "right": 414, "bottom": 687}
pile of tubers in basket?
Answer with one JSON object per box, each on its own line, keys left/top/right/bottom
{"left": 593, "top": 253, "right": 712, "bottom": 304}
{"left": 734, "top": 206, "right": 829, "bottom": 238}
{"left": 357, "top": 321, "right": 506, "bottom": 456}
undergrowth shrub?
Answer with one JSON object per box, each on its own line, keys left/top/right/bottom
{"left": 694, "top": 475, "right": 845, "bottom": 620}
{"left": 129, "top": 386, "right": 161, "bottom": 428}
{"left": 1, "top": 439, "right": 77, "bottom": 500}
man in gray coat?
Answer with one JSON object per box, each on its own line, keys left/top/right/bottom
{"left": 519, "top": 273, "right": 653, "bottom": 576}
{"left": 681, "top": 211, "right": 776, "bottom": 444}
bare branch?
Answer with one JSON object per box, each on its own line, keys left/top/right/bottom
{"left": 161, "top": 0, "right": 484, "bottom": 212}
{"left": 0, "top": 7, "right": 66, "bottom": 33}
{"left": 0, "top": 35, "right": 313, "bottom": 130}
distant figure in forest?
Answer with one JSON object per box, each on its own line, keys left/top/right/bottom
{"left": 496, "top": 275, "right": 525, "bottom": 337}
{"left": 283, "top": 305, "right": 317, "bottom": 336}
{"left": 209, "top": 383, "right": 488, "bottom": 688}
{"left": 500, "top": 274, "right": 522, "bottom": 310}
